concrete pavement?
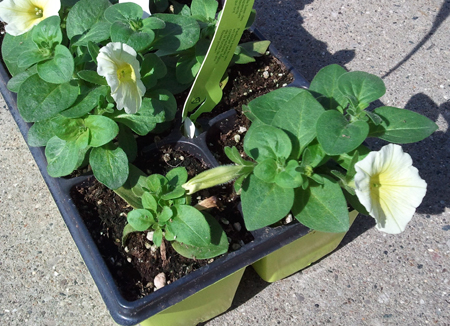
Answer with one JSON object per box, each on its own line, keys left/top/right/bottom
{"left": 1, "top": 0, "right": 449, "bottom": 325}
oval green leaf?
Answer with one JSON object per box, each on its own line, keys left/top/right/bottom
{"left": 241, "top": 174, "right": 295, "bottom": 231}
{"left": 90, "top": 145, "right": 129, "bottom": 189}
{"left": 37, "top": 45, "right": 75, "bottom": 84}
{"left": 17, "top": 75, "right": 79, "bottom": 122}
{"left": 292, "top": 176, "right": 350, "bottom": 233}
{"left": 316, "top": 110, "right": 369, "bottom": 155}
{"left": 84, "top": 115, "right": 119, "bottom": 147}
{"left": 127, "top": 209, "right": 154, "bottom": 231}
{"left": 371, "top": 106, "right": 438, "bottom": 143}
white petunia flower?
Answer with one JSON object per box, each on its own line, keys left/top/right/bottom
{"left": 354, "top": 144, "right": 427, "bottom": 234}
{"left": 0, "top": 0, "right": 61, "bottom": 36}
{"left": 119, "top": 0, "right": 151, "bottom": 18}
{"left": 97, "top": 42, "right": 146, "bottom": 114}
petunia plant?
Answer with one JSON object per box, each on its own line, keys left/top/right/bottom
{"left": 0, "top": 0, "right": 265, "bottom": 190}
{"left": 120, "top": 167, "right": 229, "bottom": 259}
{"left": 182, "top": 64, "right": 437, "bottom": 235}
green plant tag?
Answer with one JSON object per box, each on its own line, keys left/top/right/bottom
{"left": 182, "top": 0, "right": 255, "bottom": 121}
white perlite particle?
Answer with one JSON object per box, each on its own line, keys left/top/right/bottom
{"left": 154, "top": 272, "right": 166, "bottom": 290}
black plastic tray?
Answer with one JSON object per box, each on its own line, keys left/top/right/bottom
{"left": 0, "top": 30, "right": 311, "bottom": 325}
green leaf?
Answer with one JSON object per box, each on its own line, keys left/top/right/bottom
{"left": 18, "top": 47, "right": 49, "bottom": 70}
{"left": 316, "top": 110, "right": 369, "bottom": 155}
{"left": 66, "top": 0, "right": 111, "bottom": 40}
{"left": 88, "top": 42, "right": 100, "bottom": 65}
{"left": 167, "top": 205, "right": 213, "bottom": 247}
{"left": 292, "top": 176, "right": 350, "bottom": 233}
{"left": 147, "top": 89, "right": 177, "bottom": 121}
{"left": 191, "top": 0, "right": 218, "bottom": 22}
{"left": 62, "top": 85, "right": 110, "bottom": 118}
{"left": 241, "top": 174, "right": 295, "bottom": 231}
{"left": 77, "top": 70, "right": 108, "bottom": 85}
{"left": 31, "top": 16, "right": 62, "bottom": 48}
{"left": 171, "top": 212, "right": 228, "bottom": 259}
{"left": 127, "top": 209, "right": 155, "bottom": 231}
{"left": 114, "top": 164, "right": 147, "bottom": 208}
{"left": 332, "top": 144, "right": 370, "bottom": 170}
{"left": 51, "top": 116, "right": 84, "bottom": 141}
{"left": 146, "top": 174, "right": 167, "bottom": 194}
{"left": 45, "top": 136, "right": 81, "bottom": 177}
{"left": 73, "top": 21, "right": 111, "bottom": 47}
{"left": 110, "top": 21, "right": 155, "bottom": 52}
{"left": 302, "top": 140, "right": 328, "bottom": 168}
{"left": 176, "top": 49, "right": 200, "bottom": 84}
{"left": 274, "top": 160, "right": 304, "bottom": 189}
{"left": 117, "top": 124, "right": 138, "bottom": 162}
{"left": 161, "top": 186, "right": 186, "bottom": 200}
{"left": 122, "top": 224, "right": 137, "bottom": 246}
{"left": 108, "top": 97, "right": 164, "bottom": 135}
{"left": 224, "top": 146, "right": 253, "bottom": 166}
{"left": 309, "top": 64, "right": 348, "bottom": 110}
{"left": 253, "top": 158, "right": 278, "bottom": 183}
{"left": 246, "top": 88, "right": 325, "bottom": 158}
{"left": 17, "top": 75, "right": 79, "bottom": 122}
{"left": 84, "top": 115, "right": 119, "bottom": 147}
{"left": 153, "top": 228, "right": 163, "bottom": 247}
{"left": 37, "top": 45, "right": 75, "bottom": 84}
{"left": 28, "top": 119, "right": 56, "bottom": 147}
{"left": 158, "top": 206, "right": 173, "bottom": 224}
{"left": 122, "top": 223, "right": 138, "bottom": 245}
{"left": 141, "top": 53, "right": 167, "bottom": 89}
{"left": 2, "top": 31, "right": 36, "bottom": 76}
{"left": 343, "top": 189, "right": 369, "bottom": 216}
{"left": 152, "top": 14, "right": 200, "bottom": 56}
{"left": 7, "top": 66, "right": 38, "bottom": 93}
{"left": 232, "top": 41, "right": 271, "bottom": 65}
{"left": 142, "top": 16, "right": 166, "bottom": 31}
{"left": 166, "top": 205, "right": 224, "bottom": 247}
{"left": 244, "top": 125, "right": 292, "bottom": 162}
{"left": 90, "top": 145, "right": 129, "bottom": 189}
{"left": 166, "top": 167, "right": 188, "bottom": 188}
{"left": 338, "top": 71, "right": 386, "bottom": 110}
{"left": 370, "top": 106, "right": 438, "bottom": 143}
{"left": 104, "top": 2, "right": 143, "bottom": 23}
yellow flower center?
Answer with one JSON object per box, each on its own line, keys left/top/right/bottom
{"left": 370, "top": 174, "right": 381, "bottom": 189}
{"left": 117, "top": 63, "right": 135, "bottom": 83}
{"left": 34, "top": 7, "right": 43, "bottom": 18}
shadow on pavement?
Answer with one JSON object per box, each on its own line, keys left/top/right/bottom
{"left": 254, "top": 0, "right": 355, "bottom": 81}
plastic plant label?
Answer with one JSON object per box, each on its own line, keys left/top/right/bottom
{"left": 182, "top": 0, "right": 255, "bottom": 122}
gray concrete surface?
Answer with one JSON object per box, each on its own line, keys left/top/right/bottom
{"left": 1, "top": 0, "right": 449, "bottom": 325}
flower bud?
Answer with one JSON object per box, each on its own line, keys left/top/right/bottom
{"left": 182, "top": 165, "right": 248, "bottom": 195}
